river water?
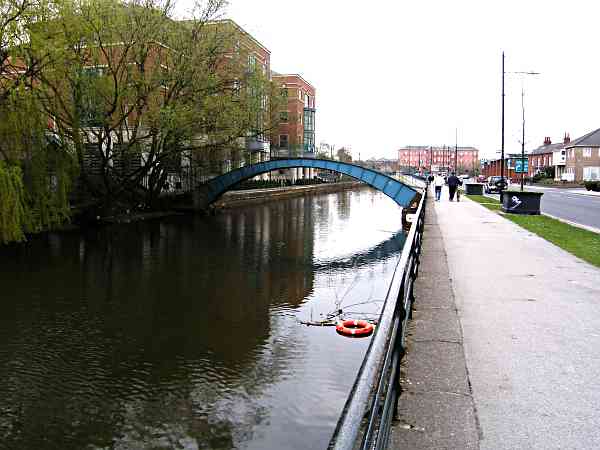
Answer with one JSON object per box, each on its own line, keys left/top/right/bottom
{"left": 0, "top": 188, "right": 406, "bottom": 450}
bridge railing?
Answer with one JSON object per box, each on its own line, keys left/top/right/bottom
{"left": 395, "top": 173, "right": 428, "bottom": 191}
{"left": 328, "top": 187, "right": 427, "bottom": 450}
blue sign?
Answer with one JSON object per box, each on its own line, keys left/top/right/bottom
{"left": 515, "top": 158, "right": 529, "bottom": 173}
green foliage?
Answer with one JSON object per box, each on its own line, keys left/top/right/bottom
{"left": 0, "top": 163, "right": 29, "bottom": 243}
{"left": 24, "top": 0, "right": 278, "bottom": 210}
{"left": 584, "top": 181, "right": 600, "bottom": 192}
{"left": 532, "top": 166, "right": 554, "bottom": 182}
{"left": 25, "top": 145, "right": 75, "bottom": 233}
{"left": 0, "top": 81, "right": 76, "bottom": 244}
{"left": 467, "top": 193, "right": 600, "bottom": 268}
{"left": 506, "top": 215, "right": 600, "bottom": 269}
{"left": 465, "top": 195, "right": 502, "bottom": 211}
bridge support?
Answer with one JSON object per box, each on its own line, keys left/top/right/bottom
{"left": 193, "top": 184, "right": 211, "bottom": 213}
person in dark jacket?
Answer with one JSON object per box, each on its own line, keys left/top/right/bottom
{"left": 447, "top": 172, "right": 462, "bottom": 201}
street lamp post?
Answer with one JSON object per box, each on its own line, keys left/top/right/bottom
{"left": 517, "top": 72, "right": 540, "bottom": 190}
{"left": 501, "top": 51, "right": 539, "bottom": 193}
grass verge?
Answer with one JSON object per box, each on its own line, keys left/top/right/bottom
{"left": 463, "top": 195, "right": 502, "bottom": 211}
{"left": 464, "top": 194, "right": 600, "bottom": 268}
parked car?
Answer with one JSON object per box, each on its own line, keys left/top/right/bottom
{"left": 484, "top": 176, "right": 508, "bottom": 193}
{"left": 477, "top": 175, "right": 487, "bottom": 183}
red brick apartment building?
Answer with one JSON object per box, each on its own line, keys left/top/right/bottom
{"left": 271, "top": 73, "right": 316, "bottom": 179}
{"left": 220, "top": 20, "right": 272, "bottom": 164}
{"left": 397, "top": 146, "right": 479, "bottom": 173}
{"left": 3, "top": 17, "right": 273, "bottom": 180}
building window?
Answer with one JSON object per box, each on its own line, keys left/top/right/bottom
{"left": 279, "top": 135, "right": 288, "bottom": 148}
{"left": 583, "top": 166, "right": 600, "bottom": 180}
{"left": 281, "top": 87, "right": 288, "bottom": 97}
{"left": 247, "top": 54, "right": 256, "bottom": 71}
{"left": 569, "top": 149, "right": 575, "bottom": 157}
{"left": 280, "top": 111, "right": 288, "bottom": 122}
{"left": 584, "top": 148, "right": 592, "bottom": 157}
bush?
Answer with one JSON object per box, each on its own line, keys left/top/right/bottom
{"left": 584, "top": 181, "right": 600, "bottom": 191}
{"left": 532, "top": 166, "right": 555, "bottom": 183}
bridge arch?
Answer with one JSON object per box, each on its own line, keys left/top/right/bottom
{"left": 195, "top": 158, "right": 420, "bottom": 209}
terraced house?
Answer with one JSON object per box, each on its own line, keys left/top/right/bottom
{"left": 527, "top": 135, "right": 570, "bottom": 181}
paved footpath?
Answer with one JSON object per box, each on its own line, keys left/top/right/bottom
{"left": 391, "top": 186, "right": 600, "bottom": 449}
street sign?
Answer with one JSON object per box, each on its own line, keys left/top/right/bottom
{"left": 515, "top": 158, "right": 529, "bottom": 173}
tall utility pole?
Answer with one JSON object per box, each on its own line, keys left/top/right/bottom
{"left": 502, "top": 52, "right": 539, "bottom": 193}
{"left": 520, "top": 88, "right": 525, "bottom": 192}
{"left": 501, "top": 52, "right": 505, "bottom": 193}
{"left": 454, "top": 128, "right": 458, "bottom": 173}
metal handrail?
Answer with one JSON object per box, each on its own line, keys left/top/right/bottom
{"left": 328, "top": 187, "right": 427, "bottom": 450}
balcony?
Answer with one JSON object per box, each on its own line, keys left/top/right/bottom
{"left": 303, "top": 143, "right": 315, "bottom": 153}
{"left": 246, "top": 137, "right": 270, "bottom": 153}
{"left": 271, "top": 146, "right": 315, "bottom": 159}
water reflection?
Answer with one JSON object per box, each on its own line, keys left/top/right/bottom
{"left": 0, "top": 188, "right": 405, "bottom": 450}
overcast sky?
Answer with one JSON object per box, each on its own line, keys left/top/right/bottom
{"left": 215, "top": 0, "right": 600, "bottom": 160}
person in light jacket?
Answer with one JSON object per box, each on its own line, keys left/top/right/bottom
{"left": 433, "top": 173, "right": 444, "bottom": 201}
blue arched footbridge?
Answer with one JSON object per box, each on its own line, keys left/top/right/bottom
{"left": 194, "top": 158, "right": 421, "bottom": 210}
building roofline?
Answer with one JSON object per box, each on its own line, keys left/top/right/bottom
{"left": 209, "top": 19, "right": 271, "bottom": 55}
{"left": 565, "top": 127, "right": 600, "bottom": 147}
{"left": 272, "top": 73, "right": 315, "bottom": 91}
{"left": 397, "top": 146, "right": 479, "bottom": 151}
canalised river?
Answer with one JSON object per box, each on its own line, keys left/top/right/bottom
{"left": 0, "top": 187, "right": 406, "bottom": 450}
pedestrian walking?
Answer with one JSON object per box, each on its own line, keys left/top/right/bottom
{"left": 447, "top": 172, "right": 462, "bottom": 201}
{"left": 433, "top": 173, "right": 444, "bottom": 201}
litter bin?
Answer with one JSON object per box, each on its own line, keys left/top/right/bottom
{"left": 501, "top": 191, "right": 543, "bottom": 215}
{"left": 464, "top": 183, "right": 484, "bottom": 195}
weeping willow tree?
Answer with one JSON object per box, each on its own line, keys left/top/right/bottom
{"left": 0, "top": 87, "right": 77, "bottom": 243}
{"left": 0, "top": 0, "right": 77, "bottom": 243}
{"left": 0, "top": 163, "right": 29, "bottom": 243}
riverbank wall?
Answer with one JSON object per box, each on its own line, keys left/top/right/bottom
{"left": 96, "top": 182, "right": 365, "bottom": 224}
{"left": 212, "top": 181, "right": 365, "bottom": 210}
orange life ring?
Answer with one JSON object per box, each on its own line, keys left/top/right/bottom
{"left": 336, "top": 319, "right": 374, "bottom": 338}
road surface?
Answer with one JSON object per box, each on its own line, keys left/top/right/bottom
{"left": 487, "top": 185, "right": 600, "bottom": 230}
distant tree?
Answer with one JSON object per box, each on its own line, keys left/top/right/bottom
{"left": 336, "top": 147, "right": 352, "bottom": 163}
